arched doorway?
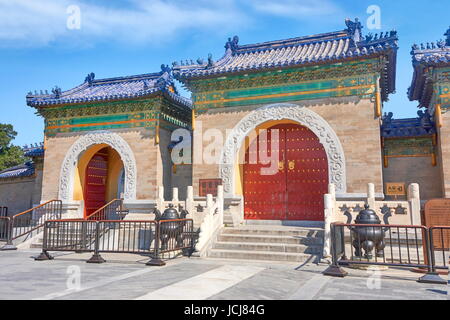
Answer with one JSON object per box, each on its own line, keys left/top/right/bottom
{"left": 243, "top": 123, "right": 328, "bottom": 221}
{"left": 84, "top": 147, "right": 109, "bottom": 217}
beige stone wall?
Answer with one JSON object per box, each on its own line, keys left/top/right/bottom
{"left": 192, "top": 97, "right": 383, "bottom": 196}
{"left": 0, "top": 177, "right": 36, "bottom": 215}
{"left": 0, "top": 161, "right": 44, "bottom": 216}
{"left": 437, "top": 111, "right": 450, "bottom": 197}
{"left": 383, "top": 156, "right": 442, "bottom": 200}
{"left": 41, "top": 128, "right": 159, "bottom": 201}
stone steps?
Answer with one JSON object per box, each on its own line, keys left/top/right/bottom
{"left": 213, "top": 241, "right": 322, "bottom": 254}
{"left": 208, "top": 225, "right": 324, "bottom": 262}
{"left": 217, "top": 233, "right": 323, "bottom": 245}
{"left": 208, "top": 248, "right": 314, "bottom": 262}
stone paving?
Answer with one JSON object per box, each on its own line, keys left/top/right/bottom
{"left": 0, "top": 249, "right": 447, "bottom": 300}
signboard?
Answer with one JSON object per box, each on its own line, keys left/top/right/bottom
{"left": 385, "top": 182, "right": 406, "bottom": 196}
{"left": 424, "top": 199, "right": 450, "bottom": 250}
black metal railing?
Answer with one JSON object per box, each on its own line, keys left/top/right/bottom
{"left": 323, "top": 223, "right": 447, "bottom": 284}
{"left": 86, "top": 199, "right": 127, "bottom": 221}
{"left": 429, "top": 226, "right": 450, "bottom": 270}
{"left": 0, "top": 207, "right": 7, "bottom": 217}
{"left": 36, "top": 218, "right": 194, "bottom": 265}
{"left": 0, "top": 216, "right": 10, "bottom": 241}
{"left": 0, "top": 200, "right": 62, "bottom": 250}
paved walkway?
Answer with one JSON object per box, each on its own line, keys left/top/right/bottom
{"left": 0, "top": 250, "right": 447, "bottom": 300}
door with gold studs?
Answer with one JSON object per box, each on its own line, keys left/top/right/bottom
{"left": 244, "top": 123, "right": 328, "bottom": 221}
{"left": 84, "top": 148, "right": 109, "bottom": 218}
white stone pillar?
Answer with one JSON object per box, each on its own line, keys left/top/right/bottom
{"left": 172, "top": 187, "right": 179, "bottom": 202}
{"left": 157, "top": 186, "right": 164, "bottom": 210}
{"left": 323, "top": 193, "right": 334, "bottom": 259}
{"left": 328, "top": 183, "right": 336, "bottom": 200}
{"left": 186, "top": 186, "right": 194, "bottom": 215}
{"left": 367, "top": 183, "right": 376, "bottom": 209}
{"left": 408, "top": 183, "right": 421, "bottom": 225}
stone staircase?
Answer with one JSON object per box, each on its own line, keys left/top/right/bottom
{"left": 208, "top": 225, "right": 324, "bottom": 263}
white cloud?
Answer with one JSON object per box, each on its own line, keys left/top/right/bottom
{"left": 0, "top": 0, "right": 248, "bottom": 47}
{"left": 248, "top": 0, "right": 342, "bottom": 18}
{"left": 0, "top": 0, "right": 344, "bottom": 48}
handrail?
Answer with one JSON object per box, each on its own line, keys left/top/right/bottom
{"left": 0, "top": 200, "right": 62, "bottom": 250}
{"left": 12, "top": 199, "right": 59, "bottom": 218}
{"left": 86, "top": 198, "right": 126, "bottom": 221}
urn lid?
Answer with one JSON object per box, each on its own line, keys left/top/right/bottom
{"left": 162, "top": 204, "right": 179, "bottom": 220}
{"left": 355, "top": 204, "right": 380, "bottom": 224}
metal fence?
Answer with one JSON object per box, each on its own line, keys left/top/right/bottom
{"left": 36, "top": 218, "right": 195, "bottom": 265}
{"left": 0, "top": 207, "right": 8, "bottom": 241}
{"left": 429, "top": 226, "right": 450, "bottom": 270}
{"left": 86, "top": 199, "right": 128, "bottom": 221}
{"left": 323, "top": 223, "right": 447, "bottom": 284}
{"left": 0, "top": 200, "right": 62, "bottom": 250}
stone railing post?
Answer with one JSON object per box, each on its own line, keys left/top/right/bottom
{"left": 172, "top": 187, "right": 179, "bottom": 202}
{"left": 323, "top": 193, "right": 334, "bottom": 259}
{"left": 408, "top": 183, "right": 421, "bottom": 225}
{"left": 186, "top": 186, "right": 194, "bottom": 215}
{"left": 157, "top": 186, "right": 164, "bottom": 211}
{"left": 217, "top": 185, "right": 224, "bottom": 225}
{"left": 367, "top": 183, "right": 376, "bottom": 209}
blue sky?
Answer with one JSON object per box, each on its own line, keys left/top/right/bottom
{"left": 0, "top": 0, "right": 449, "bottom": 146}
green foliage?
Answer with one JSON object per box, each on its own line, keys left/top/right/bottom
{"left": 0, "top": 124, "right": 27, "bottom": 172}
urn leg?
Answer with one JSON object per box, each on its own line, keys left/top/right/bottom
{"left": 361, "top": 240, "right": 374, "bottom": 259}
{"left": 375, "top": 240, "right": 385, "bottom": 257}
{"left": 352, "top": 239, "right": 363, "bottom": 257}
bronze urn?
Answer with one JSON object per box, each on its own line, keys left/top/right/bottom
{"left": 154, "top": 204, "right": 188, "bottom": 250}
{"left": 352, "top": 204, "right": 385, "bottom": 259}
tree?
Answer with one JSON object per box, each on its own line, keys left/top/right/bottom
{"left": 0, "top": 124, "right": 27, "bottom": 171}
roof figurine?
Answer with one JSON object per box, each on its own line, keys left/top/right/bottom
{"left": 445, "top": 26, "right": 450, "bottom": 46}
{"left": 225, "top": 35, "right": 239, "bottom": 52}
{"left": 84, "top": 72, "right": 95, "bottom": 84}
{"left": 345, "top": 17, "right": 363, "bottom": 43}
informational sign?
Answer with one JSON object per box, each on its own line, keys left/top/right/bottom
{"left": 385, "top": 182, "right": 406, "bottom": 196}
{"left": 424, "top": 199, "right": 450, "bottom": 249}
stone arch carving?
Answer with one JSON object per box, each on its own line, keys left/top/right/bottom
{"left": 58, "top": 131, "right": 137, "bottom": 202}
{"left": 219, "top": 103, "right": 347, "bottom": 196}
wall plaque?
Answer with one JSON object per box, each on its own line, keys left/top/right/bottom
{"left": 385, "top": 182, "right": 406, "bottom": 196}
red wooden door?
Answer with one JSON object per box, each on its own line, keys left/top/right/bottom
{"left": 244, "top": 123, "right": 328, "bottom": 221}
{"left": 285, "top": 124, "right": 328, "bottom": 221}
{"left": 84, "top": 149, "right": 108, "bottom": 218}
{"left": 244, "top": 124, "right": 287, "bottom": 220}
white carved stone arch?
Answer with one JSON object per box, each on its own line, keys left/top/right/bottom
{"left": 219, "top": 103, "right": 347, "bottom": 197}
{"left": 58, "top": 131, "right": 137, "bottom": 202}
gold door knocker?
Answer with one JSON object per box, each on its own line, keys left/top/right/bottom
{"left": 278, "top": 161, "right": 284, "bottom": 171}
{"left": 288, "top": 160, "right": 295, "bottom": 170}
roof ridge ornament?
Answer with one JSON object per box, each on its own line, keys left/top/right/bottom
{"left": 207, "top": 53, "right": 214, "bottom": 68}
{"left": 225, "top": 35, "right": 239, "bottom": 52}
{"left": 345, "top": 18, "right": 363, "bottom": 43}
{"left": 51, "top": 86, "right": 62, "bottom": 98}
{"left": 84, "top": 72, "right": 95, "bottom": 84}
{"left": 160, "top": 64, "right": 171, "bottom": 74}
{"left": 445, "top": 26, "right": 450, "bottom": 46}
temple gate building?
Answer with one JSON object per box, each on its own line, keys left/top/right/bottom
{"left": 408, "top": 27, "right": 450, "bottom": 197}
{"left": 173, "top": 19, "right": 398, "bottom": 221}
{"left": 22, "top": 68, "right": 192, "bottom": 217}
{"left": 0, "top": 20, "right": 448, "bottom": 230}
